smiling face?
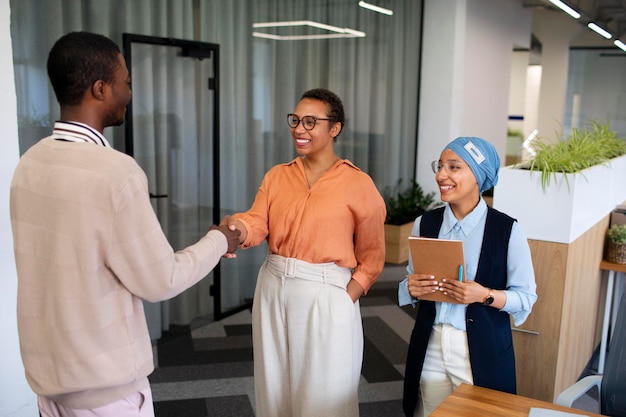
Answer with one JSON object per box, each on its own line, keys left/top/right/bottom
{"left": 290, "top": 98, "right": 341, "bottom": 158}
{"left": 435, "top": 149, "right": 480, "bottom": 214}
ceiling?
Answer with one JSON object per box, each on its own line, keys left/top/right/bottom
{"left": 521, "top": 0, "right": 626, "bottom": 39}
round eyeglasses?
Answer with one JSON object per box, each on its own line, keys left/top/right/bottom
{"left": 287, "top": 114, "right": 331, "bottom": 131}
{"left": 431, "top": 160, "right": 466, "bottom": 174}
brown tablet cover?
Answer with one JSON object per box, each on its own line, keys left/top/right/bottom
{"left": 408, "top": 236, "right": 466, "bottom": 303}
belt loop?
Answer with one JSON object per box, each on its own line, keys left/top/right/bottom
{"left": 285, "top": 257, "right": 296, "bottom": 277}
{"left": 322, "top": 265, "right": 328, "bottom": 284}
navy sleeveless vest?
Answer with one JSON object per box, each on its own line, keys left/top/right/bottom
{"left": 402, "top": 206, "right": 516, "bottom": 416}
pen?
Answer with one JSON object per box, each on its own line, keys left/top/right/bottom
{"left": 458, "top": 265, "right": 463, "bottom": 282}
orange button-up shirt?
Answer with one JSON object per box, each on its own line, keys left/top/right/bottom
{"left": 234, "top": 157, "right": 386, "bottom": 293}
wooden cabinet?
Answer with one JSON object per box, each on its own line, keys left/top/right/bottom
{"left": 512, "top": 215, "right": 609, "bottom": 402}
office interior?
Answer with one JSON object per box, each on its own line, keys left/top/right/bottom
{"left": 1, "top": 0, "right": 626, "bottom": 415}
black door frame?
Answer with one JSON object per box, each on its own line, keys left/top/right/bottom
{"left": 122, "top": 33, "right": 235, "bottom": 321}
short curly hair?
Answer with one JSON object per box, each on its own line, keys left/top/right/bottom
{"left": 47, "top": 31, "right": 121, "bottom": 106}
{"left": 300, "top": 88, "right": 345, "bottom": 139}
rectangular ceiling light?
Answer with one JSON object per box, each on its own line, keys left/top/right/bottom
{"left": 358, "top": 1, "right": 393, "bottom": 16}
{"left": 548, "top": 0, "right": 581, "bottom": 19}
{"left": 614, "top": 39, "right": 626, "bottom": 52}
{"left": 587, "top": 22, "right": 612, "bottom": 39}
{"left": 252, "top": 20, "right": 366, "bottom": 40}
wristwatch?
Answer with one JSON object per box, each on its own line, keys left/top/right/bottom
{"left": 483, "top": 289, "right": 495, "bottom": 306}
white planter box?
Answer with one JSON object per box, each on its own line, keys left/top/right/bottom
{"left": 493, "top": 154, "right": 626, "bottom": 244}
{"left": 609, "top": 154, "right": 626, "bottom": 209}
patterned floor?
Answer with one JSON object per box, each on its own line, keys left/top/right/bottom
{"left": 148, "top": 262, "right": 600, "bottom": 416}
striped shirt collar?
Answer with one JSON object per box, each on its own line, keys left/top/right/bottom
{"left": 52, "top": 121, "right": 111, "bottom": 147}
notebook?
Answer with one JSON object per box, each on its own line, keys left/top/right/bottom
{"left": 408, "top": 236, "right": 466, "bottom": 303}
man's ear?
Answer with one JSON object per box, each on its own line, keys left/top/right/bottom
{"left": 91, "top": 80, "right": 106, "bottom": 101}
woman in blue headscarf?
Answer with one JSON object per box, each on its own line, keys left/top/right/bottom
{"left": 398, "top": 137, "right": 537, "bottom": 417}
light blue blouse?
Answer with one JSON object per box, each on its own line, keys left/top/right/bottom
{"left": 398, "top": 198, "right": 537, "bottom": 330}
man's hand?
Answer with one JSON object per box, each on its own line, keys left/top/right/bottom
{"left": 220, "top": 215, "right": 247, "bottom": 244}
{"left": 210, "top": 224, "right": 241, "bottom": 256}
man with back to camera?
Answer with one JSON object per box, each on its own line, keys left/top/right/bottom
{"left": 10, "top": 31, "right": 240, "bottom": 417}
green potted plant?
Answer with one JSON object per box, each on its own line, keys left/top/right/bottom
{"left": 605, "top": 224, "right": 626, "bottom": 264}
{"left": 494, "top": 121, "right": 626, "bottom": 244}
{"left": 519, "top": 122, "right": 626, "bottom": 191}
{"left": 382, "top": 179, "right": 440, "bottom": 264}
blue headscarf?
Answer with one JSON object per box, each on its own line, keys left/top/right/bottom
{"left": 442, "top": 136, "right": 500, "bottom": 193}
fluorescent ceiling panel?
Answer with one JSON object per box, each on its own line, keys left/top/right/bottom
{"left": 587, "top": 22, "right": 612, "bottom": 39}
{"left": 252, "top": 20, "right": 365, "bottom": 40}
{"left": 548, "top": 0, "right": 581, "bottom": 19}
{"left": 358, "top": 1, "right": 393, "bottom": 16}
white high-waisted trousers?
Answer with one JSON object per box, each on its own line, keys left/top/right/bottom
{"left": 416, "top": 323, "right": 474, "bottom": 417}
{"left": 252, "top": 254, "right": 363, "bottom": 417}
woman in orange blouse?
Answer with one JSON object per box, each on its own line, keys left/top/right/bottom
{"left": 222, "top": 88, "right": 386, "bottom": 417}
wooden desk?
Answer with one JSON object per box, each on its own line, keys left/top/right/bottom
{"left": 430, "top": 384, "right": 603, "bottom": 417}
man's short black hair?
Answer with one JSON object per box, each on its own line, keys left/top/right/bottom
{"left": 47, "top": 31, "right": 121, "bottom": 106}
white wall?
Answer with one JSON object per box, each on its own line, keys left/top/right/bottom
{"left": 415, "top": 0, "right": 466, "bottom": 197}
{"left": 532, "top": 9, "right": 581, "bottom": 144}
{"left": 509, "top": 51, "right": 529, "bottom": 119}
{"left": 416, "top": 0, "right": 532, "bottom": 197}
{"left": 521, "top": 64, "right": 542, "bottom": 160}
{"left": 0, "top": 1, "right": 39, "bottom": 415}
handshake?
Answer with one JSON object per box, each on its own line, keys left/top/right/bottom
{"left": 209, "top": 215, "right": 247, "bottom": 258}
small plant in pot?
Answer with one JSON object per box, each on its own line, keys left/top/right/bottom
{"left": 383, "top": 179, "right": 440, "bottom": 225}
{"left": 605, "top": 224, "right": 626, "bottom": 264}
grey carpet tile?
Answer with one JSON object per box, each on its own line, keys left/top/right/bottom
{"left": 150, "top": 362, "right": 254, "bottom": 383}
{"left": 192, "top": 334, "right": 253, "bottom": 351}
{"left": 359, "top": 399, "right": 405, "bottom": 417}
{"left": 151, "top": 378, "right": 255, "bottom": 402}
{"left": 157, "top": 340, "right": 252, "bottom": 367}
{"left": 154, "top": 397, "right": 209, "bottom": 417}
{"left": 361, "top": 336, "right": 404, "bottom": 383}
{"left": 361, "top": 305, "right": 417, "bottom": 346}
{"left": 358, "top": 380, "right": 405, "bottom": 403}
{"left": 360, "top": 294, "right": 400, "bottom": 307}
{"left": 362, "top": 316, "right": 409, "bottom": 365}
{"left": 202, "top": 395, "right": 256, "bottom": 417}
{"left": 224, "top": 324, "right": 253, "bottom": 337}
{"left": 154, "top": 394, "right": 255, "bottom": 417}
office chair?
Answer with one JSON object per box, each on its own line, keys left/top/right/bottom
{"left": 556, "top": 292, "right": 626, "bottom": 416}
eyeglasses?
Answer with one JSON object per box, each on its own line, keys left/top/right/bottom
{"left": 287, "top": 114, "right": 331, "bottom": 131}
{"left": 431, "top": 160, "right": 466, "bottom": 174}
